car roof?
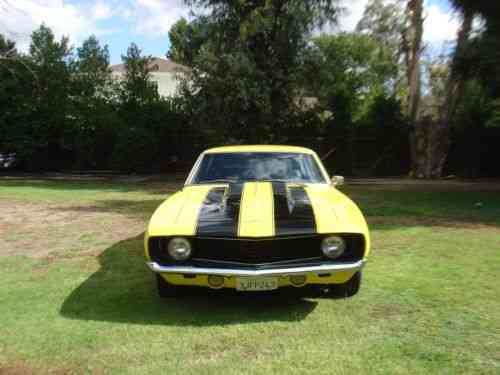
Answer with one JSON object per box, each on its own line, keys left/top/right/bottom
{"left": 203, "top": 145, "right": 316, "bottom": 154}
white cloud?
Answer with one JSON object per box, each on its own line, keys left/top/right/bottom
{"left": 128, "top": 0, "right": 191, "bottom": 37}
{"left": 423, "top": 3, "right": 460, "bottom": 44}
{"left": 0, "top": 0, "right": 116, "bottom": 52}
{"left": 91, "top": 0, "right": 113, "bottom": 20}
{"left": 336, "top": 0, "right": 459, "bottom": 47}
{"left": 337, "top": 0, "right": 370, "bottom": 32}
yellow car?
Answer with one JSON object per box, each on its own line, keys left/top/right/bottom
{"left": 145, "top": 145, "right": 370, "bottom": 297}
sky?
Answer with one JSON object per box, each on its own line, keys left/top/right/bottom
{"left": 0, "top": 0, "right": 461, "bottom": 65}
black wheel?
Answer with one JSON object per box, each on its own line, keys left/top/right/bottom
{"left": 325, "top": 271, "right": 362, "bottom": 298}
{"left": 156, "top": 274, "right": 182, "bottom": 298}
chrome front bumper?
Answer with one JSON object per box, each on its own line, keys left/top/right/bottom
{"left": 147, "top": 260, "right": 365, "bottom": 277}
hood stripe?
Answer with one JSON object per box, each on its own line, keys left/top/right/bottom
{"left": 272, "top": 182, "right": 317, "bottom": 236}
{"left": 195, "top": 182, "right": 317, "bottom": 238}
{"left": 195, "top": 183, "right": 243, "bottom": 237}
{"left": 237, "top": 182, "right": 275, "bottom": 237}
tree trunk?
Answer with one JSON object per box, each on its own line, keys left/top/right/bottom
{"left": 413, "top": 116, "right": 450, "bottom": 178}
{"left": 406, "top": 0, "right": 423, "bottom": 126}
{"left": 432, "top": 9, "right": 474, "bottom": 176}
{"left": 405, "top": 0, "right": 424, "bottom": 176}
{"left": 408, "top": 2, "right": 473, "bottom": 178}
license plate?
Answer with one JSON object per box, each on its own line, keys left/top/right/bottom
{"left": 236, "top": 277, "right": 278, "bottom": 291}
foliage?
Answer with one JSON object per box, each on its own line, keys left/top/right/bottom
{"left": 358, "top": 95, "right": 409, "bottom": 175}
{"left": 356, "top": 0, "right": 407, "bottom": 97}
{"left": 2, "top": 25, "right": 74, "bottom": 170}
{"left": 0, "top": 27, "right": 192, "bottom": 172}
{"left": 70, "top": 36, "right": 116, "bottom": 168}
{"left": 0, "top": 36, "right": 22, "bottom": 155}
{"left": 118, "top": 43, "right": 159, "bottom": 105}
{"left": 0, "top": 34, "right": 16, "bottom": 56}
{"left": 302, "top": 33, "right": 398, "bottom": 120}
{"left": 181, "top": 0, "right": 341, "bottom": 142}
{"left": 113, "top": 44, "right": 191, "bottom": 171}
{"left": 449, "top": 0, "right": 500, "bottom": 94}
{"left": 448, "top": 0, "right": 500, "bottom": 127}
{"left": 299, "top": 33, "right": 401, "bottom": 175}
{"left": 356, "top": 0, "right": 405, "bottom": 48}
{"left": 168, "top": 17, "right": 213, "bottom": 67}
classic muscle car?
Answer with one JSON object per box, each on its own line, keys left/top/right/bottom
{"left": 145, "top": 145, "right": 370, "bottom": 297}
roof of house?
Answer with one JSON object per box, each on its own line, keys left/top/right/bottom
{"left": 110, "top": 57, "right": 190, "bottom": 74}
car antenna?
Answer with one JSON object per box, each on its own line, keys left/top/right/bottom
{"left": 321, "top": 147, "right": 336, "bottom": 161}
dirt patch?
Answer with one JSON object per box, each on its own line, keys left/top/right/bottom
{"left": 0, "top": 362, "right": 72, "bottom": 375}
{"left": 0, "top": 200, "right": 145, "bottom": 258}
{"left": 0, "top": 362, "right": 33, "bottom": 375}
{"left": 369, "top": 304, "right": 422, "bottom": 320}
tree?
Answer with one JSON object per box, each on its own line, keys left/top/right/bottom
{"left": 1, "top": 25, "right": 74, "bottom": 170}
{"left": 303, "top": 33, "right": 398, "bottom": 117}
{"left": 74, "top": 35, "right": 110, "bottom": 88}
{"left": 359, "top": 95, "right": 408, "bottom": 176}
{"left": 409, "top": 0, "right": 497, "bottom": 178}
{"left": 112, "top": 43, "right": 161, "bottom": 170}
{"left": 119, "top": 43, "right": 158, "bottom": 105}
{"left": 167, "top": 17, "right": 212, "bottom": 67}
{"left": 404, "top": 0, "right": 423, "bottom": 131}
{"left": 301, "top": 33, "right": 401, "bottom": 174}
{"left": 405, "top": 0, "right": 500, "bottom": 178}
{"left": 0, "top": 35, "right": 22, "bottom": 155}
{"left": 0, "top": 33, "right": 16, "bottom": 57}
{"left": 357, "top": 0, "right": 405, "bottom": 47}
{"left": 359, "top": 0, "right": 460, "bottom": 178}
{"left": 449, "top": 1, "right": 500, "bottom": 93}
{"left": 418, "top": 6, "right": 475, "bottom": 178}
{"left": 71, "top": 35, "right": 115, "bottom": 168}
{"left": 28, "top": 25, "right": 74, "bottom": 169}
{"left": 356, "top": 0, "right": 407, "bottom": 96}
{"left": 181, "top": 0, "right": 341, "bottom": 143}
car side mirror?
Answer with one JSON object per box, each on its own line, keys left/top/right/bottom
{"left": 330, "top": 175, "right": 344, "bottom": 186}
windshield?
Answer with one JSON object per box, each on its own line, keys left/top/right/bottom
{"left": 190, "top": 152, "right": 327, "bottom": 184}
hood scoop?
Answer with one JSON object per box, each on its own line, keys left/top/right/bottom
{"left": 196, "top": 183, "right": 243, "bottom": 237}
{"left": 271, "top": 182, "right": 317, "bottom": 236}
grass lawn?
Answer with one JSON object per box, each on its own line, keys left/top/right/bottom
{"left": 0, "top": 176, "right": 499, "bottom": 374}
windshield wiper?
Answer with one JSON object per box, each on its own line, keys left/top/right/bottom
{"left": 197, "top": 179, "right": 238, "bottom": 184}
{"left": 259, "top": 179, "right": 308, "bottom": 185}
{"left": 262, "top": 179, "right": 290, "bottom": 182}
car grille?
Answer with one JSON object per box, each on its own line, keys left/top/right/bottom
{"left": 191, "top": 236, "right": 323, "bottom": 264}
{"left": 148, "top": 234, "right": 365, "bottom": 266}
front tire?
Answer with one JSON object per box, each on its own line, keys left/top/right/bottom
{"left": 325, "top": 271, "right": 362, "bottom": 298}
{"left": 156, "top": 274, "right": 182, "bottom": 298}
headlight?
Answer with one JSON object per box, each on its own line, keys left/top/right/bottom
{"left": 167, "top": 237, "right": 192, "bottom": 261}
{"left": 321, "top": 236, "right": 346, "bottom": 259}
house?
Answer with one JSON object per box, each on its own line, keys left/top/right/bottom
{"left": 110, "top": 57, "right": 190, "bottom": 98}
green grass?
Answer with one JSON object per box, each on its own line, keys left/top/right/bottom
{"left": 0, "top": 178, "right": 499, "bottom": 374}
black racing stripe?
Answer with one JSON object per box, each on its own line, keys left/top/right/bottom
{"left": 196, "top": 183, "right": 244, "bottom": 237}
{"left": 272, "top": 182, "right": 316, "bottom": 236}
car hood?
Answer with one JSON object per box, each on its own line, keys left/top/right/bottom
{"left": 147, "top": 182, "right": 368, "bottom": 238}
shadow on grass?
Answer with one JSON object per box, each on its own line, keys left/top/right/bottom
{"left": 60, "top": 234, "right": 318, "bottom": 326}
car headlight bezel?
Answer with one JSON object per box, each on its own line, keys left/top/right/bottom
{"left": 321, "top": 235, "right": 346, "bottom": 259}
{"left": 167, "top": 237, "right": 192, "bottom": 261}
